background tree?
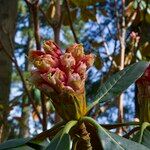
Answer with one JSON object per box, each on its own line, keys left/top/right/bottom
{"left": 0, "top": 0, "right": 18, "bottom": 142}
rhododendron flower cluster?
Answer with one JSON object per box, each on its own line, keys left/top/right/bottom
{"left": 29, "top": 40, "right": 94, "bottom": 94}
{"left": 29, "top": 40, "right": 94, "bottom": 121}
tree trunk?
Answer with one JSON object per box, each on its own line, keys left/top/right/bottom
{"left": 0, "top": 0, "right": 18, "bottom": 142}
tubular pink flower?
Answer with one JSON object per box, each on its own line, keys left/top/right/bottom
{"left": 29, "top": 51, "right": 45, "bottom": 61}
{"left": 76, "top": 62, "right": 87, "bottom": 79}
{"left": 60, "top": 53, "right": 76, "bottom": 69}
{"left": 29, "top": 51, "right": 59, "bottom": 72}
{"left": 81, "top": 54, "right": 95, "bottom": 68}
{"left": 29, "top": 42, "right": 94, "bottom": 94}
{"left": 41, "top": 68, "right": 66, "bottom": 87}
{"left": 66, "top": 43, "right": 84, "bottom": 61}
{"left": 29, "top": 40, "right": 95, "bottom": 121}
{"left": 67, "top": 73, "right": 83, "bottom": 92}
{"left": 43, "top": 40, "right": 61, "bottom": 57}
{"left": 35, "top": 55, "right": 58, "bottom": 71}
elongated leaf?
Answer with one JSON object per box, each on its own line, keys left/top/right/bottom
{"left": 45, "top": 120, "right": 77, "bottom": 150}
{"left": 26, "top": 140, "right": 48, "bottom": 150}
{"left": 98, "top": 127, "right": 149, "bottom": 150}
{"left": 0, "top": 138, "right": 31, "bottom": 150}
{"left": 82, "top": 117, "right": 149, "bottom": 150}
{"left": 133, "top": 129, "right": 150, "bottom": 149}
{"left": 88, "top": 61, "right": 149, "bottom": 111}
{"left": 32, "top": 121, "right": 65, "bottom": 141}
{"left": 132, "top": 122, "right": 150, "bottom": 149}
{"left": 0, "top": 122, "right": 64, "bottom": 150}
{"left": 11, "top": 145, "right": 34, "bottom": 150}
{"left": 46, "top": 132, "right": 70, "bottom": 150}
{"left": 139, "top": 122, "right": 150, "bottom": 143}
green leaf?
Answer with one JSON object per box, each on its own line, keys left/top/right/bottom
{"left": 0, "top": 122, "right": 65, "bottom": 150}
{"left": 11, "top": 145, "right": 35, "bottom": 150}
{"left": 81, "top": 117, "right": 149, "bottom": 150}
{"left": 0, "top": 138, "right": 31, "bottom": 150}
{"left": 139, "top": 122, "right": 150, "bottom": 143}
{"left": 45, "top": 120, "right": 77, "bottom": 150}
{"left": 132, "top": 122, "right": 150, "bottom": 149}
{"left": 46, "top": 132, "right": 70, "bottom": 150}
{"left": 26, "top": 140, "right": 48, "bottom": 150}
{"left": 99, "top": 130, "right": 149, "bottom": 150}
{"left": 32, "top": 121, "right": 65, "bottom": 141}
{"left": 87, "top": 61, "right": 149, "bottom": 111}
{"left": 134, "top": 129, "right": 150, "bottom": 149}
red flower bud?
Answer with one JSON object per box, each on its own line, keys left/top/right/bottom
{"left": 29, "top": 40, "right": 95, "bottom": 121}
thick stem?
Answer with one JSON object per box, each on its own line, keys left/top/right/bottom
{"left": 77, "top": 122, "right": 92, "bottom": 150}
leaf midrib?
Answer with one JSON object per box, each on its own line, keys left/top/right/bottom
{"left": 88, "top": 63, "right": 136, "bottom": 111}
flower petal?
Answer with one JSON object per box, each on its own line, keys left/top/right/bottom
{"left": 60, "top": 53, "right": 76, "bottom": 68}
{"left": 66, "top": 43, "right": 84, "bottom": 60}
{"left": 81, "top": 54, "right": 95, "bottom": 68}
{"left": 29, "top": 50, "right": 45, "bottom": 62}
{"left": 67, "top": 73, "right": 84, "bottom": 92}
{"left": 43, "top": 40, "right": 61, "bottom": 57}
{"left": 76, "top": 62, "right": 87, "bottom": 79}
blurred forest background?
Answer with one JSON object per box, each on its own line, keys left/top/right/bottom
{"left": 0, "top": 0, "right": 150, "bottom": 142}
